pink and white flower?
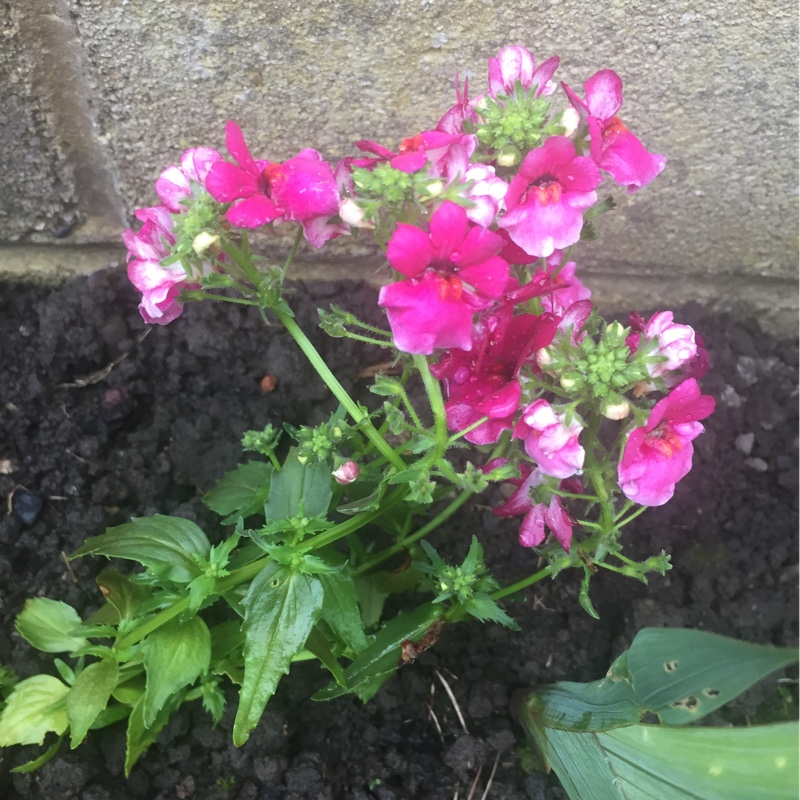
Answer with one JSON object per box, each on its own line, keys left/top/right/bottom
{"left": 562, "top": 70, "right": 666, "bottom": 193}
{"left": 487, "top": 46, "right": 560, "bottom": 98}
{"left": 618, "top": 378, "right": 715, "bottom": 506}
{"left": 513, "top": 399, "right": 585, "bottom": 479}
{"left": 498, "top": 136, "right": 601, "bottom": 258}
{"left": 154, "top": 147, "right": 223, "bottom": 212}
{"left": 378, "top": 201, "right": 509, "bottom": 354}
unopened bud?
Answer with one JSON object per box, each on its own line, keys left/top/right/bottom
{"left": 602, "top": 395, "right": 630, "bottom": 420}
{"left": 605, "top": 321, "right": 626, "bottom": 341}
{"left": 339, "top": 198, "right": 374, "bottom": 228}
{"left": 536, "top": 347, "right": 552, "bottom": 367}
{"left": 560, "top": 372, "right": 583, "bottom": 391}
{"left": 560, "top": 107, "right": 581, "bottom": 137}
{"left": 424, "top": 180, "right": 444, "bottom": 198}
{"left": 192, "top": 231, "right": 220, "bottom": 256}
{"left": 332, "top": 461, "right": 359, "bottom": 485}
{"left": 496, "top": 145, "right": 521, "bottom": 167}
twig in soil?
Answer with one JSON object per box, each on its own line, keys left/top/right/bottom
{"left": 58, "top": 329, "right": 151, "bottom": 388}
{"left": 532, "top": 592, "right": 554, "bottom": 612}
{"left": 479, "top": 752, "right": 500, "bottom": 800}
{"left": 5, "top": 484, "right": 27, "bottom": 515}
{"left": 61, "top": 551, "right": 78, "bottom": 584}
{"left": 465, "top": 763, "right": 484, "bottom": 800}
{"left": 427, "top": 683, "right": 445, "bottom": 742}
{"left": 434, "top": 668, "right": 469, "bottom": 734}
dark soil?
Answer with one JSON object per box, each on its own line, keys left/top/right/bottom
{"left": 0, "top": 269, "right": 797, "bottom": 800}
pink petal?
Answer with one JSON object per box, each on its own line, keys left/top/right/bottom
{"left": 386, "top": 223, "right": 433, "bottom": 278}
{"left": 584, "top": 70, "right": 623, "bottom": 121}
{"left": 155, "top": 166, "right": 191, "bottom": 212}
{"left": 457, "top": 256, "right": 509, "bottom": 299}
{"left": 226, "top": 195, "right": 282, "bottom": 228}
{"left": 429, "top": 201, "right": 468, "bottom": 261}
{"left": 225, "top": 121, "right": 258, "bottom": 174}
{"left": 206, "top": 161, "right": 260, "bottom": 203}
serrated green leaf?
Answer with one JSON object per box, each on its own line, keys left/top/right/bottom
{"left": 319, "top": 570, "right": 369, "bottom": 653}
{"left": 71, "top": 515, "right": 211, "bottom": 583}
{"left": 463, "top": 593, "right": 520, "bottom": 631}
{"left": 233, "top": 564, "right": 323, "bottom": 745}
{"left": 142, "top": 617, "right": 211, "bottom": 727}
{"left": 67, "top": 660, "right": 119, "bottom": 749}
{"left": 15, "top": 598, "right": 88, "bottom": 654}
{"left": 203, "top": 461, "right": 273, "bottom": 518}
{"left": 627, "top": 628, "right": 800, "bottom": 724}
{"left": 0, "top": 675, "right": 69, "bottom": 746}
{"left": 200, "top": 679, "right": 226, "bottom": 725}
{"left": 265, "top": 449, "right": 332, "bottom": 521}
{"left": 313, "top": 604, "right": 442, "bottom": 702}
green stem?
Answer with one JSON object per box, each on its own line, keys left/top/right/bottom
{"left": 281, "top": 229, "right": 304, "bottom": 282}
{"left": 355, "top": 489, "right": 473, "bottom": 575}
{"left": 615, "top": 505, "right": 648, "bottom": 529}
{"left": 490, "top": 566, "right": 552, "bottom": 601}
{"left": 116, "top": 597, "right": 189, "bottom": 650}
{"left": 274, "top": 308, "right": 406, "bottom": 471}
{"left": 412, "top": 354, "right": 447, "bottom": 448}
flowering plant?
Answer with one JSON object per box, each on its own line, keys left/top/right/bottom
{"left": 0, "top": 45, "right": 728, "bottom": 785}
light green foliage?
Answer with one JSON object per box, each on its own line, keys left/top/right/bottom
{"left": 16, "top": 598, "right": 88, "bottom": 654}
{"left": 67, "top": 661, "right": 119, "bottom": 749}
{"left": 519, "top": 628, "right": 800, "bottom": 800}
{"left": 0, "top": 675, "right": 69, "bottom": 746}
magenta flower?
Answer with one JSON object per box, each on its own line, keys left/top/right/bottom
{"left": 432, "top": 306, "right": 559, "bottom": 444}
{"left": 206, "top": 121, "right": 342, "bottom": 247}
{"left": 539, "top": 252, "right": 592, "bottom": 314}
{"left": 498, "top": 136, "right": 601, "bottom": 258}
{"left": 122, "top": 205, "right": 196, "bottom": 325}
{"left": 445, "top": 146, "right": 508, "bottom": 227}
{"left": 562, "top": 70, "right": 666, "bottom": 193}
{"left": 490, "top": 462, "right": 574, "bottom": 550}
{"left": 332, "top": 461, "right": 360, "bottom": 485}
{"left": 487, "top": 46, "right": 560, "bottom": 98}
{"left": 353, "top": 130, "right": 475, "bottom": 177}
{"left": 513, "top": 399, "right": 585, "bottom": 479}
{"left": 154, "top": 147, "right": 223, "bottom": 213}
{"left": 618, "top": 378, "right": 715, "bottom": 506}
{"left": 378, "top": 201, "right": 509, "bottom": 354}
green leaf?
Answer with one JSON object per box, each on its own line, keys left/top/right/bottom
{"left": 125, "top": 693, "right": 181, "bottom": 776}
{"left": 536, "top": 722, "right": 799, "bottom": 800}
{"left": 203, "top": 461, "right": 273, "bottom": 519}
{"left": 142, "top": 616, "right": 211, "bottom": 727}
{"left": 199, "top": 679, "right": 226, "bottom": 725}
{"left": 313, "top": 604, "right": 442, "bottom": 702}
{"left": 265, "top": 449, "right": 332, "bottom": 521}
{"left": 71, "top": 515, "right": 211, "bottom": 583}
{"left": 15, "top": 598, "right": 88, "bottom": 654}
{"left": 305, "top": 627, "right": 346, "bottom": 687}
{"left": 10, "top": 734, "right": 64, "bottom": 773}
{"left": 319, "top": 569, "right": 369, "bottom": 653}
{"left": 0, "top": 675, "right": 69, "bottom": 746}
{"left": 234, "top": 564, "right": 323, "bottom": 746}
{"left": 627, "top": 628, "right": 800, "bottom": 724}
{"left": 92, "top": 568, "right": 148, "bottom": 623}
{"left": 67, "top": 660, "right": 119, "bottom": 749}
{"left": 354, "top": 575, "right": 388, "bottom": 629}
{"left": 463, "top": 593, "right": 520, "bottom": 631}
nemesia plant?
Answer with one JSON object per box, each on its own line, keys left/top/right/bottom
{"left": 0, "top": 45, "right": 717, "bottom": 779}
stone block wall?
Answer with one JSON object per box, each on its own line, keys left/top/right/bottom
{"left": 1, "top": 0, "right": 797, "bottom": 331}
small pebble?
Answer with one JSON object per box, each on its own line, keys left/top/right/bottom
{"left": 735, "top": 432, "right": 755, "bottom": 455}
{"left": 12, "top": 491, "right": 44, "bottom": 525}
{"left": 745, "top": 457, "right": 769, "bottom": 473}
{"left": 719, "top": 385, "right": 743, "bottom": 408}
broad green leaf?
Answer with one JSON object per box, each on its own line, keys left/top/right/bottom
{"left": 319, "top": 569, "right": 369, "bottom": 653}
{"left": 627, "top": 628, "right": 800, "bottom": 724}
{"left": 71, "top": 515, "right": 211, "bottom": 582}
{"left": 67, "top": 660, "right": 119, "bottom": 749}
{"left": 354, "top": 575, "right": 388, "bottom": 630}
{"left": 234, "top": 564, "right": 324, "bottom": 746}
{"left": 15, "top": 598, "right": 88, "bottom": 654}
{"left": 0, "top": 675, "right": 69, "bottom": 746}
{"left": 89, "top": 568, "right": 148, "bottom": 624}
{"left": 125, "top": 693, "right": 181, "bottom": 776}
{"left": 112, "top": 675, "right": 145, "bottom": 706}
{"left": 142, "top": 616, "right": 211, "bottom": 727}
{"left": 203, "top": 461, "right": 273, "bottom": 519}
{"left": 265, "top": 449, "right": 332, "bottom": 520}
{"left": 210, "top": 621, "right": 245, "bottom": 665}
{"left": 89, "top": 703, "right": 131, "bottom": 730}
{"left": 305, "top": 627, "right": 346, "bottom": 687}
{"left": 313, "top": 604, "right": 442, "bottom": 702}
{"left": 536, "top": 722, "right": 799, "bottom": 800}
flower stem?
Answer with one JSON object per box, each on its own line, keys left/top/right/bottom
{"left": 490, "top": 566, "right": 552, "bottom": 601}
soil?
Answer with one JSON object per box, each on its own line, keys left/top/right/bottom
{"left": 0, "top": 269, "right": 797, "bottom": 800}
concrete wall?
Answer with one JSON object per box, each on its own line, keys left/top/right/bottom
{"left": 1, "top": 0, "right": 797, "bottom": 332}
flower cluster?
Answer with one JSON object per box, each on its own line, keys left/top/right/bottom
{"left": 122, "top": 44, "right": 712, "bottom": 557}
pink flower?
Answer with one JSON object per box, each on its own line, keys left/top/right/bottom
{"left": 353, "top": 130, "right": 475, "bottom": 177}
{"left": 498, "top": 136, "right": 601, "bottom": 258}
{"left": 491, "top": 462, "right": 574, "bottom": 550}
{"left": 618, "top": 378, "right": 715, "bottom": 506}
{"left": 562, "top": 70, "right": 666, "bottom": 193}
{"left": 332, "top": 461, "right": 359, "bottom": 485}
{"left": 154, "top": 147, "right": 223, "bottom": 213}
{"left": 487, "top": 46, "right": 560, "bottom": 98}
{"left": 206, "top": 121, "right": 342, "bottom": 247}
{"left": 378, "top": 201, "right": 509, "bottom": 354}
{"left": 432, "top": 305, "right": 559, "bottom": 444}
{"left": 513, "top": 399, "right": 585, "bottom": 479}
{"left": 539, "top": 252, "right": 592, "bottom": 314}
{"left": 122, "top": 205, "right": 196, "bottom": 325}
{"left": 437, "top": 75, "right": 478, "bottom": 135}
{"left": 445, "top": 147, "right": 508, "bottom": 227}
